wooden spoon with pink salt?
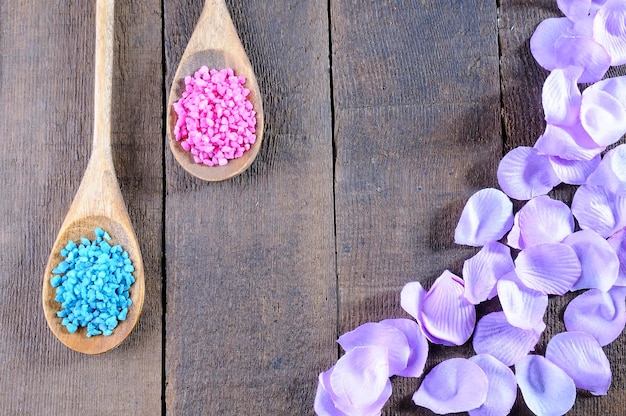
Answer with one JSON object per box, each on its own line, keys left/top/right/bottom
{"left": 167, "top": 0, "right": 264, "bottom": 181}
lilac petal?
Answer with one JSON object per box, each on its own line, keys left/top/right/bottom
{"left": 468, "top": 354, "right": 517, "bottom": 416}
{"left": 546, "top": 331, "right": 612, "bottom": 395}
{"left": 581, "top": 88, "right": 626, "bottom": 146}
{"left": 421, "top": 271, "right": 476, "bottom": 346}
{"left": 563, "top": 229, "right": 619, "bottom": 291}
{"left": 558, "top": 0, "right": 592, "bottom": 21}
{"left": 608, "top": 227, "right": 626, "bottom": 286}
{"left": 593, "top": 0, "right": 626, "bottom": 66}
{"left": 564, "top": 287, "right": 626, "bottom": 346}
{"left": 380, "top": 318, "right": 428, "bottom": 378}
{"left": 549, "top": 154, "right": 601, "bottom": 185}
{"left": 588, "top": 75, "right": 626, "bottom": 104}
{"left": 337, "top": 322, "right": 410, "bottom": 376}
{"left": 586, "top": 144, "right": 626, "bottom": 195}
{"left": 554, "top": 36, "right": 611, "bottom": 83}
{"left": 542, "top": 67, "right": 583, "bottom": 126}
{"left": 454, "top": 188, "right": 514, "bottom": 246}
{"left": 462, "top": 241, "right": 514, "bottom": 304}
{"left": 497, "top": 274, "right": 548, "bottom": 330}
{"left": 516, "top": 355, "right": 576, "bottom": 416}
{"left": 506, "top": 212, "right": 524, "bottom": 250}
{"left": 400, "top": 281, "right": 426, "bottom": 322}
{"left": 323, "top": 346, "right": 392, "bottom": 416}
{"left": 472, "top": 312, "right": 543, "bottom": 366}
{"left": 497, "top": 147, "right": 560, "bottom": 200}
{"left": 515, "top": 243, "right": 581, "bottom": 295}
{"left": 413, "top": 358, "right": 488, "bottom": 415}
{"left": 572, "top": 184, "right": 626, "bottom": 237}
{"left": 530, "top": 18, "right": 575, "bottom": 70}
{"left": 517, "top": 195, "right": 574, "bottom": 247}
{"left": 535, "top": 122, "right": 605, "bottom": 161}
{"left": 314, "top": 375, "right": 349, "bottom": 416}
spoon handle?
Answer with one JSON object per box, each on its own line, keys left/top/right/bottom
{"left": 92, "top": 0, "right": 114, "bottom": 162}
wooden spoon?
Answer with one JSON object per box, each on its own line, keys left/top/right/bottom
{"left": 42, "top": 0, "right": 145, "bottom": 354}
{"left": 166, "top": 0, "right": 264, "bottom": 181}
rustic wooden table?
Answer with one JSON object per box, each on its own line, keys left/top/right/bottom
{"left": 1, "top": 0, "right": 624, "bottom": 415}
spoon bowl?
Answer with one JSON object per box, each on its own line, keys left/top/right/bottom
{"left": 42, "top": 0, "right": 144, "bottom": 354}
{"left": 167, "top": 0, "right": 264, "bottom": 181}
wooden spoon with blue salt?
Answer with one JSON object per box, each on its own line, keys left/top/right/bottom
{"left": 42, "top": 0, "right": 145, "bottom": 354}
{"left": 167, "top": 0, "right": 264, "bottom": 181}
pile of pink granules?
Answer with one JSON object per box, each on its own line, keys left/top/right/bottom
{"left": 172, "top": 66, "right": 257, "bottom": 166}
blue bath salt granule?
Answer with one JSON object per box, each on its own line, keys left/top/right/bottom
{"left": 50, "top": 227, "right": 135, "bottom": 337}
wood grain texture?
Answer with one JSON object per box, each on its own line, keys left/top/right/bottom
{"left": 499, "top": 1, "right": 626, "bottom": 415}
{"left": 164, "top": 0, "right": 335, "bottom": 414}
{"left": 0, "top": 0, "right": 162, "bottom": 413}
{"left": 331, "top": 0, "right": 501, "bottom": 413}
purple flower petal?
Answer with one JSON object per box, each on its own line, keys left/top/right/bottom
{"left": 530, "top": 17, "right": 576, "bottom": 70}
{"left": 314, "top": 374, "right": 349, "bottom": 416}
{"left": 546, "top": 331, "right": 612, "bottom": 395}
{"left": 468, "top": 354, "right": 517, "bottom": 416}
{"left": 515, "top": 243, "right": 581, "bottom": 295}
{"left": 454, "top": 188, "right": 514, "bottom": 246}
{"left": 572, "top": 184, "right": 626, "bottom": 237}
{"left": 337, "top": 322, "right": 410, "bottom": 376}
{"left": 563, "top": 229, "right": 619, "bottom": 291}
{"left": 462, "top": 241, "right": 514, "bottom": 304}
{"left": 400, "top": 281, "right": 426, "bottom": 322}
{"left": 497, "top": 273, "right": 548, "bottom": 330}
{"left": 587, "top": 74, "right": 626, "bottom": 104}
{"left": 380, "top": 318, "right": 428, "bottom": 378}
{"left": 517, "top": 195, "right": 574, "bottom": 247}
{"left": 593, "top": 0, "right": 626, "bottom": 66}
{"left": 549, "top": 154, "right": 601, "bottom": 185}
{"left": 322, "top": 346, "right": 392, "bottom": 416}
{"left": 497, "top": 147, "right": 561, "bottom": 200}
{"left": 542, "top": 67, "right": 583, "bottom": 126}
{"left": 607, "top": 227, "right": 626, "bottom": 286}
{"left": 535, "top": 122, "right": 605, "bottom": 161}
{"left": 554, "top": 36, "right": 612, "bottom": 83}
{"left": 506, "top": 212, "right": 524, "bottom": 250}
{"left": 564, "top": 287, "right": 626, "bottom": 346}
{"left": 515, "top": 355, "right": 576, "bottom": 416}
{"left": 586, "top": 144, "right": 626, "bottom": 195}
{"left": 421, "top": 271, "right": 476, "bottom": 346}
{"left": 472, "top": 312, "right": 543, "bottom": 366}
{"left": 413, "top": 358, "right": 488, "bottom": 415}
{"left": 581, "top": 88, "right": 626, "bottom": 146}
{"left": 558, "top": 0, "right": 592, "bottom": 21}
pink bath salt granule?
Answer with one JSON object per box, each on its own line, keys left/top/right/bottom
{"left": 173, "top": 66, "right": 257, "bottom": 167}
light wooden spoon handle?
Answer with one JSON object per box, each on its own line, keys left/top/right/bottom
{"left": 93, "top": 0, "right": 114, "bottom": 164}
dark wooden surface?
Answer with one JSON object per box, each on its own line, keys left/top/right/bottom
{"left": 0, "top": 0, "right": 624, "bottom": 415}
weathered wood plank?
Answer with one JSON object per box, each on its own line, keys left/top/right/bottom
{"left": 499, "top": 1, "right": 626, "bottom": 415}
{"left": 0, "top": 1, "right": 163, "bottom": 414}
{"left": 164, "top": 1, "right": 335, "bottom": 414}
{"left": 331, "top": 0, "right": 501, "bottom": 413}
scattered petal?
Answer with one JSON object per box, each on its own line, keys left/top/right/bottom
{"left": 563, "top": 229, "right": 619, "bottom": 291}
{"left": 497, "top": 147, "right": 561, "bottom": 200}
{"left": 462, "top": 241, "right": 514, "bottom": 304}
{"left": 421, "top": 271, "right": 476, "bottom": 346}
{"left": 497, "top": 273, "right": 548, "bottom": 330}
{"left": 506, "top": 212, "right": 524, "bottom": 250}
{"left": 454, "top": 188, "right": 514, "bottom": 246}
{"left": 517, "top": 195, "right": 574, "bottom": 247}
{"left": 593, "top": 0, "right": 626, "bottom": 66}
{"left": 468, "top": 354, "right": 517, "bottom": 416}
{"left": 564, "top": 287, "right": 626, "bottom": 346}
{"left": 580, "top": 88, "right": 626, "bottom": 146}
{"left": 530, "top": 17, "right": 576, "bottom": 70}
{"left": 549, "top": 154, "right": 601, "bottom": 185}
{"left": 337, "top": 322, "right": 410, "bottom": 376}
{"left": 586, "top": 144, "right": 626, "bottom": 195}
{"left": 400, "top": 281, "right": 426, "bottom": 322}
{"left": 380, "top": 318, "right": 428, "bottom": 378}
{"left": 473, "top": 312, "right": 543, "bottom": 366}
{"left": 535, "top": 122, "right": 605, "bottom": 161}
{"left": 572, "top": 184, "right": 626, "bottom": 237}
{"left": 554, "top": 36, "right": 611, "bottom": 83}
{"left": 515, "top": 243, "right": 581, "bottom": 295}
{"left": 542, "top": 67, "right": 583, "bottom": 126}
{"left": 607, "top": 227, "right": 626, "bottom": 286}
{"left": 516, "top": 355, "right": 576, "bottom": 416}
{"left": 314, "top": 375, "right": 349, "bottom": 416}
{"left": 413, "top": 358, "right": 488, "bottom": 415}
{"left": 546, "top": 331, "right": 612, "bottom": 395}
{"left": 322, "top": 346, "right": 392, "bottom": 416}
